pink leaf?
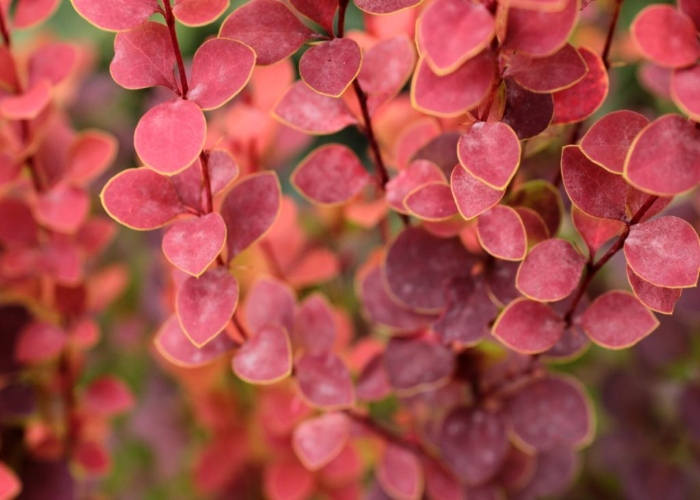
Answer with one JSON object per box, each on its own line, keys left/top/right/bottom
{"left": 244, "top": 276, "right": 296, "bottom": 333}
{"left": 385, "top": 334, "right": 455, "bottom": 393}
{"left": 386, "top": 160, "right": 445, "bottom": 214}
{"left": 299, "top": 38, "right": 362, "bottom": 97}
{"left": 671, "top": 64, "right": 700, "bottom": 121}
{"left": 404, "top": 182, "right": 458, "bottom": 221}
{"left": 162, "top": 213, "right": 227, "bottom": 277}
{"left": 571, "top": 207, "right": 625, "bottom": 259}
{"left": 71, "top": 0, "right": 159, "bottom": 31}
{"left": 83, "top": 376, "right": 134, "bottom": 417}
{"left": 28, "top": 42, "right": 79, "bottom": 87}
{"left": 505, "top": 43, "right": 587, "bottom": 93}
{"left": 551, "top": 48, "right": 609, "bottom": 125}
{"left": 580, "top": 290, "right": 659, "bottom": 349}
{"left": 450, "top": 165, "right": 505, "bottom": 220}
{"left": 0, "top": 80, "right": 51, "bottom": 120}
{"left": 516, "top": 238, "right": 585, "bottom": 302}
{"left": 290, "top": 0, "right": 337, "bottom": 35}
{"left": 189, "top": 38, "right": 256, "bottom": 110}
{"left": 477, "top": 205, "right": 527, "bottom": 261}
{"left": 176, "top": 268, "right": 239, "bottom": 346}
{"left": 580, "top": 110, "right": 649, "bottom": 174}
{"left": 626, "top": 265, "right": 681, "bottom": 315}
{"left": 173, "top": 0, "right": 229, "bottom": 26}
{"left": 492, "top": 298, "right": 565, "bottom": 353}
{"left": 501, "top": 0, "right": 578, "bottom": 56}
{"left": 295, "top": 294, "right": 337, "bottom": 354}
{"left": 134, "top": 99, "right": 206, "bottom": 175}
{"left": 377, "top": 444, "right": 423, "bottom": 500}
{"left": 296, "top": 352, "right": 355, "bottom": 409}
{"left": 457, "top": 121, "right": 521, "bottom": 190}
{"left": 219, "top": 0, "right": 315, "bottom": 65}
{"left": 433, "top": 276, "right": 497, "bottom": 346}
{"left": 631, "top": 4, "right": 700, "bottom": 68}
{"left": 13, "top": 0, "right": 60, "bottom": 28}
{"left": 154, "top": 316, "right": 237, "bottom": 367}
{"left": 354, "top": 0, "right": 423, "bottom": 14}
{"left": 67, "top": 130, "right": 118, "bottom": 184}
{"left": 233, "top": 324, "right": 292, "bottom": 384}
{"left": 293, "top": 412, "right": 350, "bottom": 470}
{"left": 34, "top": 184, "right": 89, "bottom": 234}
{"left": 15, "top": 321, "right": 66, "bottom": 364}
{"left": 100, "top": 167, "right": 186, "bottom": 230}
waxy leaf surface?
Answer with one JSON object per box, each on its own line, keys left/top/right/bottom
{"left": 354, "top": 0, "right": 422, "bottom": 14}
{"left": 244, "top": 277, "right": 295, "bottom": 333}
{"left": 134, "top": 99, "right": 206, "bottom": 175}
{"left": 290, "top": 0, "right": 336, "bottom": 34}
{"left": 110, "top": 22, "right": 177, "bottom": 92}
{"left": 516, "top": 238, "right": 585, "bottom": 302}
{"left": 404, "top": 182, "right": 457, "bottom": 221}
{"left": 561, "top": 145, "right": 627, "bottom": 220}
{"left": 220, "top": 0, "right": 315, "bottom": 65}
{"left": 418, "top": 0, "right": 494, "bottom": 75}
{"left": 477, "top": 205, "right": 527, "bottom": 261}
{"left": 176, "top": 268, "right": 239, "bottom": 346}
{"left": 162, "top": 213, "right": 226, "bottom": 277}
{"left": 273, "top": 81, "right": 358, "bottom": 134}
{"left": 631, "top": 5, "right": 700, "bottom": 68}
{"left": 671, "top": 64, "right": 700, "bottom": 120}
{"left": 505, "top": 44, "right": 587, "bottom": 93}
{"left": 552, "top": 48, "right": 608, "bottom": 125}
{"left": 493, "top": 298, "right": 565, "bottom": 353}
{"left": 71, "top": 0, "right": 159, "bottom": 31}
{"left": 101, "top": 167, "right": 185, "bottom": 230}
{"left": 386, "top": 160, "right": 445, "bottom": 213}
{"left": 580, "top": 291, "right": 659, "bottom": 348}
{"left": 571, "top": 207, "right": 624, "bottom": 258}
{"left": 451, "top": 165, "right": 505, "bottom": 220}
{"left": 501, "top": 0, "right": 578, "bottom": 56}
{"left": 295, "top": 352, "right": 355, "bottom": 409}
{"left": 220, "top": 172, "right": 281, "bottom": 260}
{"left": 458, "top": 121, "right": 521, "bottom": 189}
{"left": 624, "top": 216, "right": 700, "bottom": 288}
{"left": 580, "top": 110, "right": 649, "bottom": 174}
{"left": 292, "top": 144, "right": 371, "bottom": 205}
{"left": 358, "top": 36, "right": 416, "bottom": 113}
{"left": 293, "top": 413, "right": 350, "bottom": 471}
{"left": 189, "top": 38, "right": 256, "bottom": 110}
{"left": 295, "top": 294, "right": 336, "bottom": 354}
{"left": 173, "top": 0, "right": 229, "bottom": 26}
{"left": 626, "top": 265, "right": 681, "bottom": 314}
{"left": 233, "top": 324, "right": 292, "bottom": 384}
{"left": 155, "top": 316, "right": 236, "bottom": 367}
{"left": 300, "top": 38, "right": 362, "bottom": 97}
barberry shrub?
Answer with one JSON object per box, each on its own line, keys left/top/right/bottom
{"left": 1, "top": 0, "right": 699, "bottom": 498}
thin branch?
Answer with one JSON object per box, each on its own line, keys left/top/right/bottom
{"left": 601, "top": 0, "right": 624, "bottom": 70}
{"left": 162, "top": 0, "right": 189, "bottom": 97}
{"left": 563, "top": 195, "right": 659, "bottom": 326}
{"left": 0, "top": 7, "right": 11, "bottom": 47}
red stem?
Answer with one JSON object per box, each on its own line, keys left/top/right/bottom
{"left": 563, "top": 195, "right": 659, "bottom": 325}
{"left": 162, "top": 0, "right": 189, "bottom": 97}
{"left": 0, "top": 7, "right": 11, "bottom": 47}
{"left": 601, "top": 0, "right": 624, "bottom": 70}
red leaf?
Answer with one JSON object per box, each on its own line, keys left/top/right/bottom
{"left": 295, "top": 294, "right": 337, "bottom": 354}
{"left": 292, "top": 144, "right": 371, "bottom": 205}
{"left": 220, "top": 172, "right": 281, "bottom": 260}
{"left": 71, "top": 0, "right": 159, "bottom": 31}
{"left": 110, "top": 22, "right": 178, "bottom": 92}
{"left": 34, "top": 184, "right": 89, "bottom": 233}
{"left": 293, "top": 412, "right": 350, "bottom": 470}
{"left": 385, "top": 334, "right": 455, "bottom": 393}
{"left": 394, "top": 119, "right": 440, "bottom": 170}
{"left": 273, "top": 81, "right": 359, "bottom": 134}
{"left": 580, "top": 110, "right": 649, "bottom": 174}
{"left": 571, "top": 207, "right": 625, "bottom": 259}
{"left": 405, "top": 182, "right": 458, "bottom": 221}
{"left": 458, "top": 121, "right": 521, "bottom": 190}
{"left": 354, "top": 0, "right": 423, "bottom": 14}
{"left": 356, "top": 353, "right": 392, "bottom": 402}
{"left": 492, "top": 298, "right": 565, "bottom": 353}
{"left": 386, "top": 159, "right": 445, "bottom": 213}
{"left": 244, "top": 276, "right": 296, "bottom": 333}
{"left": 384, "top": 227, "right": 474, "bottom": 312}
{"left": 264, "top": 459, "right": 315, "bottom": 500}
{"left": 501, "top": 0, "right": 578, "bottom": 56}
{"left": 28, "top": 42, "right": 79, "bottom": 87}
{"left": 173, "top": 0, "right": 229, "bottom": 26}
{"left": 505, "top": 43, "right": 587, "bottom": 93}
{"left": 477, "top": 205, "right": 527, "bottom": 261}
{"left": 580, "top": 290, "right": 659, "bottom": 348}
{"left": 377, "top": 444, "right": 423, "bottom": 500}
{"left": 189, "top": 38, "right": 256, "bottom": 110}
{"left": 624, "top": 114, "right": 700, "bottom": 196}
{"left": 626, "top": 265, "right": 681, "bottom": 315}
{"left": 154, "top": 316, "right": 236, "bottom": 367}
{"left": 300, "top": 38, "right": 362, "bottom": 97}
{"left": 502, "top": 79, "right": 554, "bottom": 140}
{"left": 679, "top": 0, "right": 700, "bottom": 31}
{"left": 551, "top": 48, "right": 609, "bottom": 125}
{"left": 507, "top": 180, "right": 563, "bottom": 236}
{"left": 15, "top": 321, "right": 66, "bottom": 364}
{"left": 176, "top": 268, "right": 239, "bottom": 347}
{"left": 411, "top": 51, "right": 494, "bottom": 117}
{"left": 0, "top": 80, "right": 51, "bottom": 120}
{"left": 450, "top": 165, "right": 505, "bottom": 220}
{"left": 100, "top": 167, "right": 186, "bottom": 230}
{"left": 671, "top": 64, "right": 700, "bottom": 121}
{"left": 74, "top": 440, "right": 111, "bottom": 476}
{"left": 233, "top": 324, "right": 292, "bottom": 384}
{"left": 67, "top": 130, "right": 118, "bottom": 184}
{"left": 439, "top": 407, "right": 509, "bottom": 485}
{"left": 561, "top": 145, "right": 627, "bottom": 220}
{"left": 290, "top": 0, "right": 337, "bottom": 35}
{"left": 516, "top": 238, "right": 585, "bottom": 302}
{"left": 514, "top": 206, "right": 550, "bottom": 249}
{"left": 295, "top": 352, "right": 355, "bottom": 409}
{"left": 134, "top": 99, "right": 206, "bottom": 175}
{"left": 515, "top": 446, "right": 578, "bottom": 498}
{"left": 485, "top": 259, "right": 520, "bottom": 307}
{"left": 162, "top": 213, "right": 226, "bottom": 277}
{"left": 219, "top": 0, "right": 315, "bottom": 65}
{"left": 434, "top": 276, "right": 497, "bottom": 346}
{"left": 13, "top": 0, "right": 60, "bottom": 28}
{"left": 508, "top": 376, "right": 594, "bottom": 451}
{"left": 418, "top": 0, "right": 494, "bottom": 75}
{"left": 357, "top": 261, "right": 437, "bottom": 333}
{"left": 631, "top": 4, "right": 700, "bottom": 69}
{"left": 624, "top": 216, "right": 700, "bottom": 288}
{"left": 423, "top": 459, "right": 462, "bottom": 500}
{"left": 0, "top": 463, "right": 20, "bottom": 500}
{"left": 358, "top": 35, "right": 416, "bottom": 113}
{"left": 83, "top": 376, "right": 134, "bottom": 417}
